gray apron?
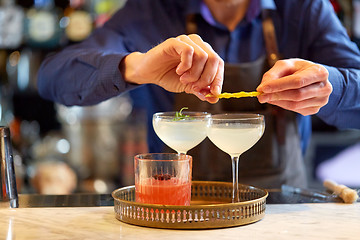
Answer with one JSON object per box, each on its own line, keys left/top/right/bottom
{"left": 172, "top": 10, "right": 307, "bottom": 188}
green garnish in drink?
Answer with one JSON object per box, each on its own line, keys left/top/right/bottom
{"left": 173, "top": 107, "right": 190, "bottom": 121}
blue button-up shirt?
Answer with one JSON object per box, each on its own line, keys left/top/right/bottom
{"left": 37, "top": 0, "right": 360, "bottom": 153}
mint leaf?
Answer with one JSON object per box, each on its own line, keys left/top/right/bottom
{"left": 173, "top": 107, "right": 190, "bottom": 121}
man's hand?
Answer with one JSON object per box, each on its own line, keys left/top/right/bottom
{"left": 121, "top": 34, "right": 224, "bottom": 103}
{"left": 257, "top": 59, "right": 333, "bottom": 115}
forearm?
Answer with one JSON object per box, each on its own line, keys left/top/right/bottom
{"left": 317, "top": 66, "right": 360, "bottom": 129}
{"left": 119, "top": 52, "right": 150, "bottom": 85}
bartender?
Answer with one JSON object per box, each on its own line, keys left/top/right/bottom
{"left": 37, "top": 0, "right": 360, "bottom": 188}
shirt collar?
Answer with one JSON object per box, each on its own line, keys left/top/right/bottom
{"left": 186, "top": 0, "right": 277, "bottom": 27}
{"left": 261, "top": 0, "right": 276, "bottom": 10}
{"left": 243, "top": 0, "right": 277, "bottom": 22}
{"left": 200, "top": 0, "right": 263, "bottom": 24}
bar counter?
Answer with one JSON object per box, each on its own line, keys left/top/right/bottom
{"left": 0, "top": 193, "right": 359, "bottom": 240}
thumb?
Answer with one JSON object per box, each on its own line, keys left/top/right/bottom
{"left": 257, "top": 59, "right": 297, "bottom": 92}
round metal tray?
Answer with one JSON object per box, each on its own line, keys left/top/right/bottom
{"left": 112, "top": 181, "right": 268, "bottom": 229}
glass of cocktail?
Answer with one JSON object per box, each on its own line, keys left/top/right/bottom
{"left": 153, "top": 110, "right": 211, "bottom": 154}
{"left": 135, "top": 153, "right": 192, "bottom": 205}
{"left": 207, "top": 113, "right": 265, "bottom": 202}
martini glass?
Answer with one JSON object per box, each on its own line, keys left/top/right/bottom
{"left": 153, "top": 111, "right": 211, "bottom": 154}
{"left": 207, "top": 113, "right": 265, "bottom": 202}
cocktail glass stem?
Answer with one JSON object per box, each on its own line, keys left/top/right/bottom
{"left": 231, "top": 155, "right": 240, "bottom": 203}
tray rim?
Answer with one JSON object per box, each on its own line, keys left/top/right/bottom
{"left": 112, "top": 181, "right": 268, "bottom": 229}
{"left": 112, "top": 180, "right": 268, "bottom": 208}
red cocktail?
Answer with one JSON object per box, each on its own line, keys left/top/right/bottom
{"left": 135, "top": 177, "right": 191, "bottom": 205}
{"left": 134, "top": 153, "right": 192, "bottom": 206}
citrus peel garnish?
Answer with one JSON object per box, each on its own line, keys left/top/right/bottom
{"left": 205, "top": 91, "right": 261, "bottom": 99}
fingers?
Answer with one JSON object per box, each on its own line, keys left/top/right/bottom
{"left": 259, "top": 59, "right": 298, "bottom": 85}
{"left": 137, "top": 35, "right": 223, "bottom": 102}
{"left": 257, "top": 59, "right": 328, "bottom": 93}
{"left": 175, "top": 35, "right": 208, "bottom": 79}
{"left": 259, "top": 82, "right": 332, "bottom": 115}
{"left": 257, "top": 59, "right": 333, "bottom": 115}
{"left": 211, "top": 60, "right": 224, "bottom": 95}
{"left": 258, "top": 82, "right": 330, "bottom": 102}
{"left": 175, "top": 35, "right": 223, "bottom": 98}
{"left": 194, "top": 53, "right": 224, "bottom": 102}
{"left": 267, "top": 98, "right": 328, "bottom": 115}
{"left": 163, "top": 38, "right": 194, "bottom": 76}
{"left": 184, "top": 35, "right": 223, "bottom": 88}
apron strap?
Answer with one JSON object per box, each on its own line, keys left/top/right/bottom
{"left": 261, "top": 9, "right": 280, "bottom": 67}
{"left": 261, "top": 9, "right": 287, "bottom": 144}
{"left": 186, "top": 14, "right": 198, "bottom": 35}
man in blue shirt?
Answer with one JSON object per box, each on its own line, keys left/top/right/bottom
{"left": 37, "top": 0, "right": 360, "bottom": 187}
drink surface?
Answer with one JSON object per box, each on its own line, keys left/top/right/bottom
{"left": 153, "top": 119, "right": 208, "bottom": 153}
{"left": 207, "top": 123, "right": 264, "bottom": 156}
{"left": 135, "top": 178, "right": 191, "bottom": 205}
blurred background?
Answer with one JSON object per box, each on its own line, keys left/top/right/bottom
{"left": 0, "top": 0, "right": 359, "bottom": 195}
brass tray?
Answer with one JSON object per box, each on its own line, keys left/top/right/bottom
{"left": 112, "top": 181, "right": 268, "bottom": 229}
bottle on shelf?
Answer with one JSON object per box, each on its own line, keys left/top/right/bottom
{"left": 92, "top": 0, "right": 126, "bottom": 27}
{"left": 24, "top": 0, "right": 64, "bottom": 49}
{"left": 63, "top": 0, "right": 93, "bottom": 42}
{"left": 0, "top": 0, "right": 25, "bottom": 49}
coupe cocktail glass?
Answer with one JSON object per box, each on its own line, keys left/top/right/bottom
{"left": 134, "top": 153, "right": 192, "bottom": 205}
{"left": 207, "top": 113, "right": 265, "bottom": 202}
{"left": 153, "top": 111, "right": 211, "bottom": 154}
